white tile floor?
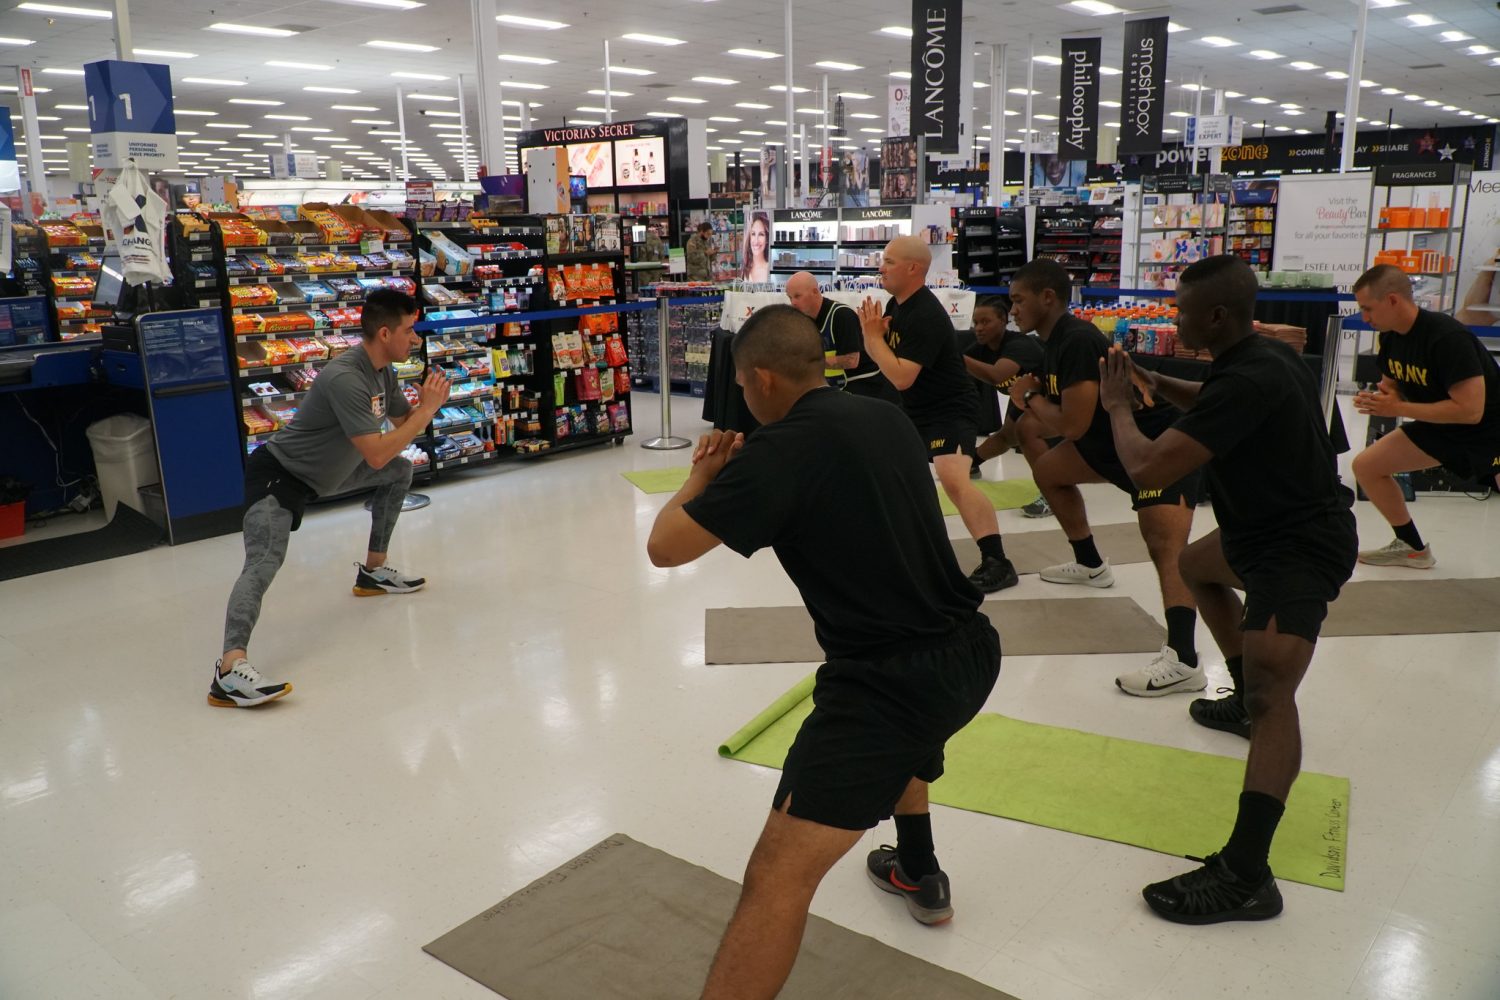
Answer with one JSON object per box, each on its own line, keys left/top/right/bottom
{"left": 3, "top": 393, "right": 1499, "bottom": 999}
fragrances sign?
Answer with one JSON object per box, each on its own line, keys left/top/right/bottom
{"left": 1058, "top": 37, "right": 1101, "bottom": 162}
{"left": 1119, "top": 17, "right": 1169, "bottom": 157}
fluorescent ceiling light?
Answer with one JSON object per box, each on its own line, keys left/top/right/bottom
{"left": 206, "top": 122, "right": 251, "bottom": 129}
{"left": 568, "top": 120, "right": 601, "bottom": 126}
{"left": 1439, "top": 30, "right": 1473, "bottom": 41}
{"left": 736, "top": 102, "right": 772, "bottom": 110}
{"left": 1469, "top": 45, "right": 1496, "bottom": 55}
{"left": 229, "top": 98, "right": 283, "bottom": 106}
{"left": 1360, "top": 79, "right": 1378, "bottom": 87}
{"left": 1273, "top": 125, "right": 1290, "bottom": 132}
{"left": 407, "top": 93, "right": 455, "bottom": 101}
{"left": 666, "top": 96, "right": 707, "bottom": 104}
{"left": 292, "top": 126, "right": 331, "bottom": 132}
{"left": 503, "top": 81, "right": 548, "bottom": 90}
{"left": 1181, "top": 82, "right": 1204, "bottom": 91}
{"left": 1441, "top": 104, "right": 1457, "bottom": 110}
{"left": 1066, "top": 0, "right": 1127, "bottom": 13}
{"left": 1197, "top": 36, "right": 1238, "bottom": 47}
{"left": 769, "top": 84, "right": 811, "bottom": 93}
{"left": 576, "top": 105, "right": 609, "bottom": 113}
{"left": 878, "top": 25, "right": 913, "bottom": 37}
{"left": 720, "top": 138, "right": 743, "bottom": 144}
{"left": 647, "top": 111, "right": 682, "bottom": 118}
{"left": 796, "top": 107, "right": 824, "bottom": 114}
{"left": 1288, "top": 61, "right": 1319, "bottom": 71}
{"left": 239, "top": 133, "right": 275, "bottom": 138}
{"left": 134, "top": 48, "right": 196, "bottom": 58}
{"left": 622, "top": 32, "right": 685, "bottom": 46}
{"left": 1458, "top": 110, "right": 1475, "bottom": 116}
{"left": 499, "top": 53, "right": 555, "bottom": 65}
{"left": 266, "top": 114, "right": 312, "bottom": 121}
{"left": 208, "top": 22, "right": 297, "bottom": 36}
{"left": 332, "top": 104, "right": 379, "bottom": 111}
{"left": 17, "top": 2, "right": 111, "bottom": 16}
{"left": 741, "top": 129, "right": 766, "bottom": 136}
{"left": 1367, "top": 0, "right": 1409, "bottom": 6}
{"left": 1099, "top": 99, "right": 1122, "bottom": 108}
{"left": 1034, "top": 113, "right": 1059, "bottom": 121}
{"left": 1325, "top": 70, "right": 1349, "bottom": 79}
{"left": 607, "top": 65, "right": 654, "bottom": 76}
{"left": 60, "top": 126, "right": 88, "bottom": 132}
{"left": 1380, "top": 87, "right": 1402, "bottom": 95}
{"left": 1168, "top": 110, "right": 1192, "bottom": 117}
{"left": 1248, "top": 96, "right": 1274, "bottom": 104}
{"left": 1033, "top": 54, "right": 1063, "bottom": 65}
{"left": 424, "top": 110, "right": 460, "bottom": 118}
{"left": 41, "top": 68, "right": 84, "bottom": 76}
{"left": 815, "top": 60, "right": 862, "bottom": 71}
{"left": 849, "top": 111, "right": 879, "bottom": 119}
{"left": 587, "top": 89, "right": 632, "bottom": 97}
{"left": 839, "top": 92, "right": 873, "bottom": 100}
{"left": 1403, "top": 93, "right": 1423, "bottom": 101}
{"left": 267, "top": 60, "right": 330, "bottom": 71}
{"left": 1166, "top": 22, "right": 1189, "bottom": 32}
{"left": 1283, "top": 109, "right": 1304, "bottom": 116}
{"left": 708, "top": 116, "right": 741, "bottom": 123}
{"left": 1247, "top": 50, "right": 1283, "bottom": 60}
{"left": 183, "top": 77, "right": 246, "bottom": 86}
{"left": 693, "top": 76, "right": 738, "bottom": 85}
{"left": 860, "top": 127, "right": 885, "bottom": 134}
{"left": 1225, "top": 90, "right": 1244, "bottom": 98}
{"left": 1163, "top": 127, "right": 1181, "bottom": 134}
{"left": 1402, "top": 14, "right": 1441, "bottom": 27}
{"left": 1423, "top": 99, "right": 1439, "bottom": 106}
{"left": 1280, "top": 102, "right": 1301, "bottom": 109}
{"left": 728, "top": 48, "right": 779, "bottom": 59}
{"left": 330, "top": 0, "right": 424, "bottom": 8}
{"left": 1008, "top": 88, "right": 1042, "bottom": 96}
{"left": 365, "top": 40, "right": 439, "bottom": 51}
{"left": 174, "top": 109, "right": 217, "bottom": 116}
{"left": 55, "top": 103, "right": 88, "bottom": 110}
{"left": 1099, "top": 65, "right": 1122, "bottom": 75}
{"left": 496, "top": 13, "right": 568, "bottom": 29}
{"left": 306, "top": 86, "right": 360, "bottom": 94}
{"left": 392, "top": 71, "right": 448, "bottom": 80}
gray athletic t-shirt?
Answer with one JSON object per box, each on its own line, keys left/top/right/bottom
{"left": 266, "top": 342, "right": 411, "bottom": 496}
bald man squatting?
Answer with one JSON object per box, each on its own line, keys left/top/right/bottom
{"left": 856, "top": 236, "right": 1019, "bottom": 593}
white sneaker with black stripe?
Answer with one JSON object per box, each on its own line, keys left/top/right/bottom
{"left": 352, "top": 562, "right": 426, "bottom": 596}
{"left": 1116, "top": 646, "right": 1207, "bottom": 697}
{"left": 1039, "top": 558, "right": 1114, "bottom": 588}
{"left": 208, "top": 658, "right": 292, "bottom": 708}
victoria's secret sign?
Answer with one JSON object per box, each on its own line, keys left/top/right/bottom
{"left": 536, "top": 122, "right": 645, "bottom": 145}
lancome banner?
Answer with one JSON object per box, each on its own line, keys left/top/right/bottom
{"left": 1059, "top": 37, "right": 1101, "bottom": 162}
{"left": 1119, "top": 17, "right": 1168, "bottom": 157}
{"left": 910, "top": 0, "right": 963, "bottom": 154}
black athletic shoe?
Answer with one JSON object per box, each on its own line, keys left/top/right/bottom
{"left": 866, "top": 845, "right": 954, "bottom": 925}
{"left": 1189, "top": 691, "right": 1251, "bottom": 739}
{"left": 968, "top": 556, "right": 1018, "bottom": 593}
{"left": 969, "top": 462, "right": 983, "bottom": 480}
{"left": 1142, "top": 853, "right": 1283, "bottom": 925}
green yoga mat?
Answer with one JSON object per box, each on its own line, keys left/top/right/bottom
{"left": 625, "top": 466, "right": 1037, "bottom": 515}
{"left": 719, "top": 676, "right": 1350, "bottom": 892}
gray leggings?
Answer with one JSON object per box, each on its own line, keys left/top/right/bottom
{"left": 222, "top": 457, "right": 413, "bottom": 654}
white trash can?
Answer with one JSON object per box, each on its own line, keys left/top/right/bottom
{"left": 86, "top": 414, "right": 160, "bottom": 520}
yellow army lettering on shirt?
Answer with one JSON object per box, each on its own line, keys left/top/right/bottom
{"left": 885, "top": 328, "right": 902, "bottom": 350}
{"left": 1385, "top": 359, "right": 1429, "bottom": 387}
{"left": 1492, "top": 455, "right": 1500, "bottom": 468}
{"left": 1045, "top": 373, "right": 1060, "bottom": 395}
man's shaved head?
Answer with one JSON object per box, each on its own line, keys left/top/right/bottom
{"left": 883, "top": 235, "right": 933, "bottom": 271}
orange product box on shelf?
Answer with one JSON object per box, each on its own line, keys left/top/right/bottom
{"left": 229, "top": 285, "right": 278, "bottom": 308}
{"left": 263, "top": 312, "right": 317, "bottom": 335}
{"left": 212, "top": 213, "right": 271, "bottom": 247}
{"left": 298, "top": 204, "right": 361, "bottom": 244}
{"left": 234, "top": 313, "right": 267, "bottom": 336}
{"left": 41, "top": 221, "right": 87, "bottom": 247}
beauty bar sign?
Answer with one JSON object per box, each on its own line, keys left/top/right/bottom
{"left": 1059, "top": 37, "right": 1101, "bottom": 162}
{"left": 910, "top": 0, "right": 963, "bottom": 154}
{"left": 1119, "top": 16, "right": 1169, "bottom": 156}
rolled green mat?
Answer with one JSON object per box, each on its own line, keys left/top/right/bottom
{"left": 717, "top": 673, "right": 817, "bottom": 757}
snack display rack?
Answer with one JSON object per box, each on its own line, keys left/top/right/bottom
{"left": 414, "top": 212, "right": 633, "bottom": 463}
{"left": 1363, "top": 162, "right": 1472, "bottom": 314}
{"left": 29, "top": 219, "right": 111, "bottom": 341}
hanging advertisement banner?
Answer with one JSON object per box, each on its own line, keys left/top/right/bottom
{"left": 909, "top": 0, "right": 963, "bottom": 154}
{"left": 1185, "top": 115, "right": 1243, "bottom": 149}
{"left": 1119, "top": 17, "right": 1169, "bottom": 157}
{"left": 759, "top": 146, "right": 779, "bottom": 210}
{"left": 1457, "top": 171, "right": 1500, "bottom": 324}
{"left": 0, "top": 108, "right": 18, "bottom": 193}
{"left": 1271, "top": 173, "right": 1372, "bottom": 289}
{"left": 1119, "top": 124, "right": 1496, "bottom": 178}
{"left": 887, "top": 82, "right": 911, "bottom": 139}
{"left": 1058, "top": 37, "right": 1101, "bottom": 162}
{"left": 83, "top": 59, "right": 178, "bottom": 170}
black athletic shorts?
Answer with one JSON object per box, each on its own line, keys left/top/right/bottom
{"left": 1400, "top": 421, "right": 1500, "bottom": 486}
{"left": 1222, "top": 509, "right": 1357, "bottom": 643}
{"left": 773, "top": 614, "right": 1001, "bottom": 831}
{"left": 915, "top": 419, "right": 979, "bottom": 462}
{"left": 1069, "top": 433, "right": 1205, "bottom": 511}
{"left": 243, "top": 445, "right": 317, "bottom": 531}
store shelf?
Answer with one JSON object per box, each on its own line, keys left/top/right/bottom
{"left": 223, "top": 242, "right": 373, "bottom": 255}
{"left": 433, "top": 450, "right": 501, "bottom": 470}
{"left": 1369, "top": 226, "right": 1464, "bottom": 234}
{"left": 427, "top": 346, "right": 490, "bottom": 360}
{"left": 480, "top": 249, "right": 546, "bottom": 261}
{"left": 515, "top": 434, "right": 627, "bottom": 459}
{"left": 238, "top": 359, "right": 330, "bottom": 378}
{"left": 242, "top": 389, "right": 309, "bottom": 406}
{"left": 547, "top": 250, "right": 623, "bottom": 263}
{"left": 227, "top": 270, "right": 401, "bottom": 285}
{"left": 49, "top": 268, "right": 100, "bottom": 278}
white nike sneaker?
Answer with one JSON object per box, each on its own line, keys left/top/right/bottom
{"left": 208, "top": 658, "right": 292, "bottom": 708}
{"left": 1039, "top": 558, "right": 1114, "bottom": 588}
{"left": 1116, "top": 647, "right": 1207, "bottom": 698}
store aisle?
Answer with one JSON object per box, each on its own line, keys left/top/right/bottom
{"left": 2, "top": 394, "right": 1499, "bottom": 1000}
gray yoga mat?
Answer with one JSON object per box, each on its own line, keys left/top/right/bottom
{"left": 423, "top": 834, "right": 1018, "bottom": 1000}
{"left": 954, "top": 521, "right": 1151, "bottom": 576}
{"left": 1323, "top": 577, "right": 1500, "bottom": 636}
{"left": 705, "top": 597, "right": 1166, "bottom": 665}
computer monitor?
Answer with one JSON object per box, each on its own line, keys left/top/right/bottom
{"left": 569, "top": 175, "right": 587, "bottom": 200}
{"left": 93, "top": 255, "right": 126, "bottom": 313}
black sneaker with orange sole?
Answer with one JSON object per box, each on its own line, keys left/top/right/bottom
{"left": 865, "top": 845, "right": 954, "bottom": 925}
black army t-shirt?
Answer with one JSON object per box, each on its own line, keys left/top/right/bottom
{"left": 1040, "top": 314, "right": 1116, "bottom": 442}
{"left": 683, "top": 387, "right": 981, "bottom": 660}
{"left": 967, "top": 330, "right": 1044, "bottom": 422}
{"left": 1172, "top": 335, "right": 1349, "bottom": 547}
{"left": 1379, "top": 309, "right": 1500, "bottom": 435}
{"left": 815, "top": 298, "right": 880, "bottom": 381}
{"left": 883, "top": 286, "right": 976, "bottom": 428}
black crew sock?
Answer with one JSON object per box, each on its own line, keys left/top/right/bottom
{"left": 1392, "top": 520, "right": 1425, "bottom": 552}
{"left": 1164, "top": 606, "right": 1199, "bottom": 667}
{"left": 1225, "top": 655, "right": 1245, "bottom": 698}
{"left": 1220, "top": 791, "right": 1286, "bottom": 881}
{"left": 895, "top": 813, "right": 939, "bottom": 879}
{"left": 1069, "top": 534, "right": 1103, "bottom": 568}
{"left": 977, "top": 534, "right": 1006, "bottom": 563}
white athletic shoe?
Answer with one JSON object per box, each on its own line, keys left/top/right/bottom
{"left": 1357, "top": 538, "right": 1436, "bottom": 569}
{"left": 1039, "top": 558, "right": 1115, "bottom": 588}
{"left": 208, "top": 658, "right": 292, "bottom": 708}
{"left": 1116, "top": 646, "right": 1207, "bottom": 698}
{"left": 353, "top": 562, "right": 427, "bottom": 596}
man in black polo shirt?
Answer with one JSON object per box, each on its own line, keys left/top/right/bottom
{"left": 647, "top": 304, "right": 1001, "bottom": 998}
{"left": 855, "top": 235, "right": 1018, "bottom": 592}
{"left": 784, "top": 270, "right": 900, "bottom": 404}
{"left": 1350, "top": 263, "right": 1500, "bottom": 568}
{"left": 1099, "top": 254, "right": 1356, "bottom": 924}
{"left": 1006, "top": 259, "right": 1204, "bottom": 697}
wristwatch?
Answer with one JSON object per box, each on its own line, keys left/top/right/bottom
{"left": 1021, "top": 389, "right": 1041, "bottom": 409}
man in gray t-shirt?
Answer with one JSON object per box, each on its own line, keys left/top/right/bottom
{"left": 209, "top": 289, "right": 451, "bottom": 709}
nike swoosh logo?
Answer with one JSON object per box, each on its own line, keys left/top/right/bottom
{"left": 1146, "top": 675, "right": 1195, "bottom": 691}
